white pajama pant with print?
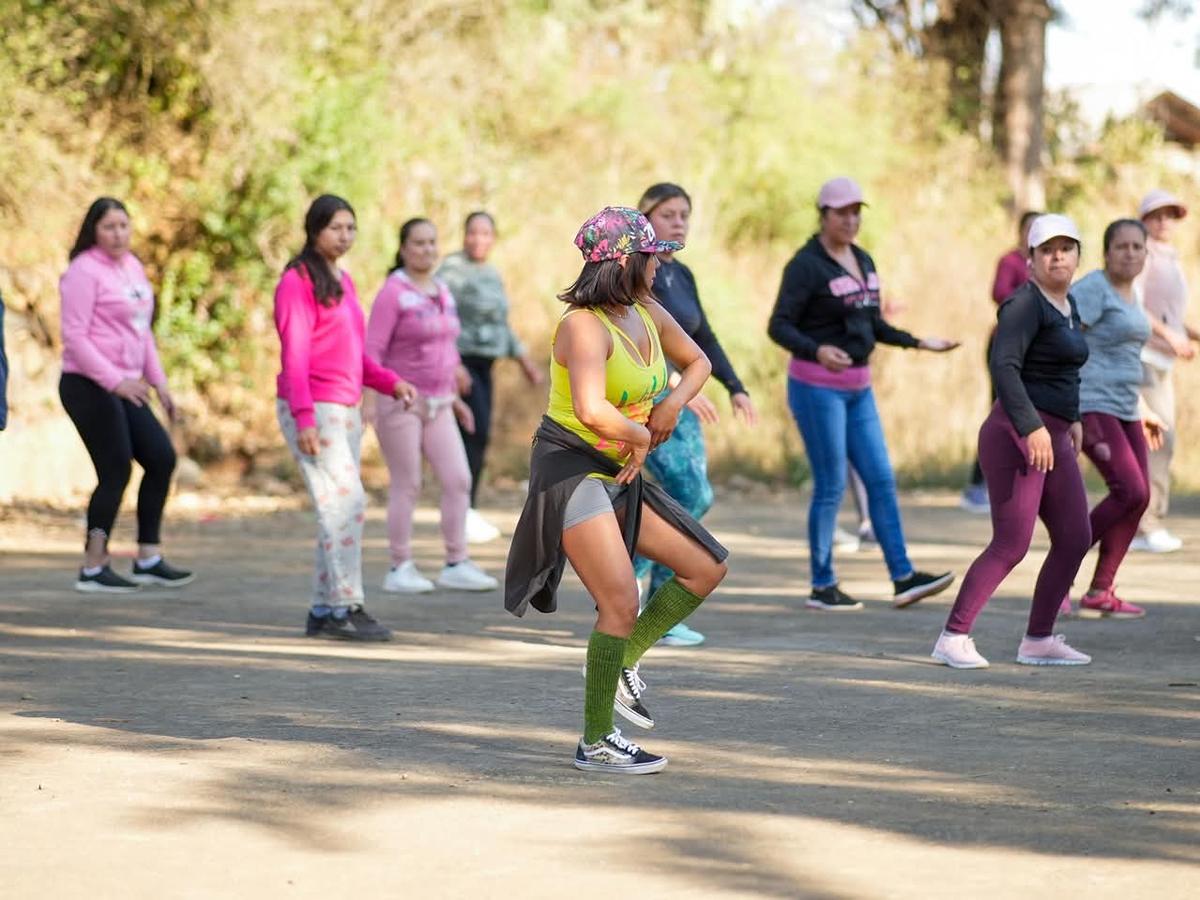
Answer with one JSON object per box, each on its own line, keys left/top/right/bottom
{"left": 277, "top": 399, "right": 366, "bottom": 611}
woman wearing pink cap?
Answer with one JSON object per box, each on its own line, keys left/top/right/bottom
{"left": 933, "top": 214, "right": 1093, "bottom": 668}
{"left": 1131, "top": 189, "right": 1199, "bottom": 553}
{"left": 768, "top": 177, "right": 958, "bottom": 611}
{"left": 58, "top": 197, "right": 193, "bottom": 593}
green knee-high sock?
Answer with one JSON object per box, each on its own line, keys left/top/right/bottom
{"left": 584, "top": 630, "right": 627, "bottom": 743}
{"left": 623, "top": 577, "right": 705, "bottom": 667}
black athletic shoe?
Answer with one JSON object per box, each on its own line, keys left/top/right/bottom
{"left": 130, "top": 558, "right": 195, "bottom": 587}
{"left": 806, "top": 584, "right": 863, "bottom": 611}
{"left": 305, "top": 604, "right": 393, "bottom": 642}
{"left": 893, "top": 570, "right": 955, "bottom": 608}
{"left": 75, "top": 565, "right": 140, "bottom": 594}
{"left": 580, "top": 664, "right": 654, "bottom": 729}
{"left": 574, "top": 728, "right": 667, "bottom": 775}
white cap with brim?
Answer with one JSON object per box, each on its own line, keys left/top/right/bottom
{"left": 1027, "top": 213, "right": 1081, "bottom": 251}
{"left": 1139, "top": 189, "right": 1188, "bottom": 220}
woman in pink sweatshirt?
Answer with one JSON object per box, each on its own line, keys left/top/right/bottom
{"left": 366, "top": 218, "right": 498, "bottom": 594}
{"left": 59, "top": 197, "right": 193, "bottom": 594}
{"left": 275, "top": 195, "right": 417, "bottom": 641}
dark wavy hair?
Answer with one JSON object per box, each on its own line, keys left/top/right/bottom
{"left": 285, "top": 194, "right": 355, "bottom": 307}
{"left": 1103, "top": 218, "right": 1148, "bottom": 253}
{"left": 70, "top": 197, "right": 130, "bottom": 260}
{"left": 389, "top": 217, "right": 435, "bottom": 274}
{"left": 637, "top": 182, "right": 691, "bottom": 216}
{"left": 557, "top": 253, "right": 655, "bottom": 309}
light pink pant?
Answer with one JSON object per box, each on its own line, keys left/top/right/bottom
{"left": 373, "top": 394, "right": 471, "bottom": 565}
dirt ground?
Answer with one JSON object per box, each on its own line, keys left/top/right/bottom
{"left": 1, "top": 487, "right": 1197, "bottom": 899}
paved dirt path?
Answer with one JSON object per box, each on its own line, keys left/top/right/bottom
{"left": 1, "top": 489, "right": 1197, "bottom": 898}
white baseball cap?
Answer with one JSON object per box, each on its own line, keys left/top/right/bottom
{"left": 1139, "top": 189, "right": 1188, "bottom": 220}
{"left": 1027, "top": 213, "right": 1081, "bottom": 251}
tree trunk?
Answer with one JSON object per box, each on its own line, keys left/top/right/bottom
{"left": 992, "top": 0, "right": 1051, "bottom": 212}
{"left": 926, "top": 0, "right": 992, "bottom": 133}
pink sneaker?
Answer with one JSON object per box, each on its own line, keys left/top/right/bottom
{"left": 1078, "top": 588, "right": 1145, "bottom": 619}
{"left": 1016, "top": 634, "right": 1091, "bottom": 666}
{"left": 931, "top": 632, "right": 990, "bottom": 669}
{"left": 1058, "top": 594, "right": 1073, "bottom": 618}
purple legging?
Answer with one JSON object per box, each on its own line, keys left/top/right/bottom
{"left": 945, "top": 403, "right": 1091, "bottom": 638}
{"left": 1080, "top": 412, "right": 1150, "bottom": 592}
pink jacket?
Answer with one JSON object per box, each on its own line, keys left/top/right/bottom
{"left": 60, "top": 247, "right": 166, "bottom": 391}
{"left": 274, "top": 266, "right": 401, "bottom": 430}
{"left": 365, "top": 270, "right": 461, "bottom": 397}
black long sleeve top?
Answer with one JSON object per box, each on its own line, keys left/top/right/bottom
{"left": 767, "top": 236, "right": 919, "bottom": 366}
{"left": 989, "top": 281, "right": 1090, "bottom": 435}
{"left": 651, "top": 260, "right": 746, "bottom": 396}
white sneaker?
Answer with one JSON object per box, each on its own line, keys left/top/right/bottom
{"left": 436, "top": 559, "right": 499, "bottom": 591}
{"left": 832, "top": 527, "right": 861, "bottom": 552}
{"left": 1130, "top": 529, "right": 1182, "bottom": 554}
{"left": 465, "top": 508, "right": 501, "bottom": 544}
{"left": 382, "top": 560, "right": 434, "bottom": 594}
{"left": 931, "top": 631, "right": 990, "bottom": 669}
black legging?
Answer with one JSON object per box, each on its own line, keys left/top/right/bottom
{"left": 59, "top": 373, "right": 176, "bottom": 546}
{"left": 459, "top": 355, "right": 494, "bottom": 507}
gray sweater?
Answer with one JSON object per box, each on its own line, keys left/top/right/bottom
{"left": 437, "top": 251, "right": 525, "bottom": 359}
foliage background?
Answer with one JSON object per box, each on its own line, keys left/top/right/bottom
{"left": 3, "top": 0, "right": 1200, "bottom": 500}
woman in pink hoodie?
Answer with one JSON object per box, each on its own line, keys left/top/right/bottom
{"left": 275, "top": 195, "right": 417, "bottom": 641}
{"left": 59, "top": 197, "right": 193, "bottom": 594}
{"left": 366, "top": 218, "right": 498, "bottom": 594}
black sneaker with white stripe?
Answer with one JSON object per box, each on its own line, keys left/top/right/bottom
{"left": 130, "top": 557, "right": 195, "bottom": 587}
{"left": 806, "top": 584, "right": 863, "bottom": 610}
{"left": 574, "top": 728, "right": 667, "bottom": 775}
{"left": 892, "top": 570, "right": 955, "bottom": 608}
{"left": 75, "top": 565, "right": 139, "bottom": 594}
{"left": 581, "top": 664, "right": 654, "bottom": 729}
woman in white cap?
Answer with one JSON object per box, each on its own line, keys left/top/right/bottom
{"left": 768, "top": 176, "right": 958, "bottom": 611}
{"left": 1131, "top": 189, "right": 1198, "bottom": 553}
{"left": 933, "top": 214, "right": 1093, "bottom": 668}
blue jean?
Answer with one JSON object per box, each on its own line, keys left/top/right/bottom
{"left": 634, "top": 404, "right": 713, "bottom": 594}
{"left": 787, "top": 378, "right": 913, "bottom": 588}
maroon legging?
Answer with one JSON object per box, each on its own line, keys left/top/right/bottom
{"left": 1080, "top": 413, "right": 1150, "bottom": 592}
{"left": 945, "top": 403, "right": 1091, "bottom": 638}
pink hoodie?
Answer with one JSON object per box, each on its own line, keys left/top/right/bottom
{"left": 274, "top": 265, "right": 401, "bottom": 430}
{"left": 60, "top": 247, "right": 166, "bottom": 391}
{"left": 365, "top": 270, "right": 461, "bottom": 397}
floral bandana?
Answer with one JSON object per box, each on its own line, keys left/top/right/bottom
{"left": 574, "top": 206, "right": 683, "bottom": 263}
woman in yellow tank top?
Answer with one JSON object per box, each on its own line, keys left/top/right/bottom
{"left": 506, "top": 206, "right": 729, "bottom": 775}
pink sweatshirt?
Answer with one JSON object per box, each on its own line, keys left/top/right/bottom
{"left": 274, "top": 266, "right": 401, "bottom": 430}
{"left": 60, "top": 247, "right": 166, "bottom": 391}
{"left": 365, "top": 270, "right": 461, "bottom": 397}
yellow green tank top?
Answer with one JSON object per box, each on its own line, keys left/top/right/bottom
{"left": 548, "top": 304, "right": 668, "bottom": 461}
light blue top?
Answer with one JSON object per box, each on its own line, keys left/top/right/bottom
{"left": 1074, "top": 269, "right": 1151, "bottom": 420}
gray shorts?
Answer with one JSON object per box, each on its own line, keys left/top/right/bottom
{"left": 563, "top": 477, "right": 627, "bottom": 531}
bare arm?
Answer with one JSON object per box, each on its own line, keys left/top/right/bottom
{"left": 644, "top": 300, "right": 710, "bottom": 448}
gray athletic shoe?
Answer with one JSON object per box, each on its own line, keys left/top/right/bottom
{"left": 580, "top": 663, "right": 654, "bottom": 729}
{"left": 574, "top": 729, "right": 667, "bottom": 774}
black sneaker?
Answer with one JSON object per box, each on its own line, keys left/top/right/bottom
{"left": 130, "top": 558, "right": 195, "bottom": 587}
{"left": 574, "top": 728, "right": 667, "bottom": 775}
{"left": 305, "top": 604, "right": 393, "bottom": 642}
{"left": 893, "top": 570, "right": 955, "bottom": 608}
{"left": 75, "top": 565, "right": 140, "bottom": 594}
{"left": 806, "top": 584, "right": 863, "bottom": 610}
{"left": 580, "top": 664, "right": 654, "bottom": 729}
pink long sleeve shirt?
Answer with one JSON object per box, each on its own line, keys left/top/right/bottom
{"left": 274, "top": 266, "right": 401, "bottom": 430}
{"left": 365, "top": 270, "right": 462, "bottom": 397}
{"left": 60, "top": 247, "right": 166, "bottom": 391}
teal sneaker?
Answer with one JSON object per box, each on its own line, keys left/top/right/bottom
{"left": 658, "top": 622, "right": 705, "bottom": 647}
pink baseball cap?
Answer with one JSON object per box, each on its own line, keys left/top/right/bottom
{"left": 1139, "top": 189, "right": 1188, "bottom": 220}
{"left": 817, "top": 177, "right": 867, "bottom": 210}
